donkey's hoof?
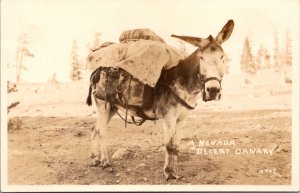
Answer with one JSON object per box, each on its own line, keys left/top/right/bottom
{"left": 165, "top": 173, "right": 182, "bottom": 181}
{"left": 101, "top": 160, "right": 111, "bottom": 169}
{"left": 90, "top": 159, "right": 101, "bottom": 167}
{"left": 90, "top": 153, "right": 101, "bottom": 166}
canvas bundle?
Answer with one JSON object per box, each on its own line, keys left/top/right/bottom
{"left": 119, "top": 28, "right": 165, "bottom": 43}
{"left": 87, "top": 29, "right": 184, "bottom": 87}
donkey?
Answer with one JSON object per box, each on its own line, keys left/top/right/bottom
{"left": 86, "top": 20, "right": 234, "bottom": 180}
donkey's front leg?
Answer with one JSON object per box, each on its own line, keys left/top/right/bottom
{"left": 162, "top": 110, "right": 180, "bottom": 180}
{"left": 90, "top": 99, "right": 115, "bottom": 168}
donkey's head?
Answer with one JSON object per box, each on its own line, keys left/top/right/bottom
{"left": 171, "top": 20, "right": 234, "bottom": 101}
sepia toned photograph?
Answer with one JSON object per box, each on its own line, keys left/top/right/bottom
{"left": 1, "top": 0, "right": 299, "bottom": 192}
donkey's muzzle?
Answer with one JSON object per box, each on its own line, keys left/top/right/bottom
{"left": 204, "top": 86, "right": 221, "bottom": 101}
{"left": 208, "top": 86, "right": 220, "bottom": 98}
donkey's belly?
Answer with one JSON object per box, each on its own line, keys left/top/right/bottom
{"left": 114, "top": 104, "right": 163, "bottom": 120}
{"left": 114, "top": 104, "right": 141, "bottom": 117}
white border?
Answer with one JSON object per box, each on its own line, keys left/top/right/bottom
{"left": 1, "top": 185, "right": 300, "bottom": 192}
{"left": 1, "top": 0, "right": 300, "bottom": 192}
{"left": 291, "top": 1, "right": 300, "bottom": 189}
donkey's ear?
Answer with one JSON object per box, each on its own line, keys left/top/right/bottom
{"left": 171, "top": 34, "right": 211, "bottom": 48}
{"left": 215, "top": 20, "right": 234, "bottom": 44}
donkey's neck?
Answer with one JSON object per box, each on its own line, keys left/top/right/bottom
{"left": 154, "top": 49, "right": 202, "bottom": 109}
{"left": 160, "top": 49, "right": 200, "bottom": 88}
{"left": 180, "top": 49, "right": 200, "bottom": 71}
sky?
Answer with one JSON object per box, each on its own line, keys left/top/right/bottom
{"left": 1, "top": 0, "right": 299, "bottom": 82}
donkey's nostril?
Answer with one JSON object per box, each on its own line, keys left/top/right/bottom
{"left": 217, "top": 89, "right": 220, "bottom": 93}
{"left": 206, "top": 87, "right": 210, "bottom": 92}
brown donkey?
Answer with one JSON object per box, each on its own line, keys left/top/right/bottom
{"left": 86, "top": 20, "right": 234, "bottom": 180}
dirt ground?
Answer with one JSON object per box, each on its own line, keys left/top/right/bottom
{"left": 6, "top": 71, "right": 292, "bottom": 185}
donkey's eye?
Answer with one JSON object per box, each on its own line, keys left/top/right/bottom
{"left": 220, "top": 55, "right": 224, "bottom": 59}
{"left": 200, "top": 56, "right": 204, "bottom": 60}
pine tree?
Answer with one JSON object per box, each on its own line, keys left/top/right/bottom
{"left": 70, "top": 39, "right": 82, "bottom": 81}
{"left": 255, "top": 44, "right": 266, "bottom": 70}
{"left": 48, "top": 72, "right": 58, "bottom": 84}
{"left": 15, "top": 33, "right": 34, "bottom": 82}
{"left": 240, "top": 37, "right": 255, "bottom": 74}
{"left": 284, "top": 30, "right": 292, "bottom": 66}
{"left": 86, "top": 32, "right": 102, "bottom": 69}
{"left": 89, "top": 32, "right": 102, "bottom": 52}
{"left": 279, "top": 48, "right": 285, "bottom": 68}
{"left": 273, "top": 30, "right": 281, "bottom": 69}
{"left": 255, "top": 44, "right": 272, "bottom": 70}
{"left": 264, "top": 48, "right": 271, "bottom": 69}
{"left": 224, "top": 53, "right": 231, "bottom": 74}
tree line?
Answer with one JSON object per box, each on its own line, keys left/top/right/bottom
{"left": 10, "top": 29, "right": 293, "bottom": 83}
{"left": 240, "top": 30, "right": 292, "bottom": 74}
{"left": 9, "top": 32, "right": 103, "bottom": 82}
{"left": 70, "top": 32, "right": 102, "bottom": 81}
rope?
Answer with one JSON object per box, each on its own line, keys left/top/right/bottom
{"left": 153, "top": 87, "right": 157, "bottom": 125}
{"left": 104, "top": 69, "right": 108, "bottom": 110}
{"left": 116, "top": 110, "right": 146, "bottom": 126}
{"left": 124, "top": 75, "right": 132, "bottom": 128}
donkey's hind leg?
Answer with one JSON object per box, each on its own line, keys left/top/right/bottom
{"left": 90, "top": 98, "right": 116, "bottom": 168}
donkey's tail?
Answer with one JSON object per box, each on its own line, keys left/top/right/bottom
{"left": 86, "top": 84, "right": 93, "bottom": 106}
{"left": 86, "top": 67, "right": 102, "bottom": 106}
